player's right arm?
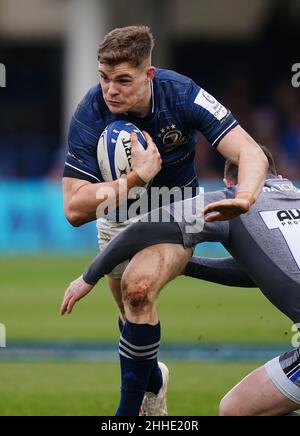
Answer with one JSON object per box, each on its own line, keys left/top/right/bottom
{"left": 185, "top": 82, "right": 268, "bottom": 222}
{"left": 63, "top": 173, "right": 137, "bottom": 226}
{"left": 63, "top": 130, "right": 161, "bottom": 227}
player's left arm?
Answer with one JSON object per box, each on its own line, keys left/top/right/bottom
{"left": 185, "top": 256, "right": 256, "bottom": 287}
{"left": 60, "top": 275, "right": 94, "bottom": 315}
{"left": 204, "top": 126, "right": 268, "bottom": 222}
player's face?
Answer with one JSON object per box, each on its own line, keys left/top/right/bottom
{"left": 99, "top": 61, "right": 155, "bottom": 117}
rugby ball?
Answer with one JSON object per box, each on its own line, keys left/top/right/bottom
{"left": 97, "top": 121, "right": 147, "bottom": 182}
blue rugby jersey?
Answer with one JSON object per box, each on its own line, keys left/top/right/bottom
{"left": 64, "top": 68, "right": 238, "bottom": 190}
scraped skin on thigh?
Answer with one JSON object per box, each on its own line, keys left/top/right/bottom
{"left": 121, "top": 243, "right": 192, "bottom": 324}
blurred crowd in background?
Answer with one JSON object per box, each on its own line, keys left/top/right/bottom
{"left": 0, "top": 0, "right": 299, "bottom": 182}
{"left": 195, "top": 68, "right": 300, "bottom": 181}
{"left": 177, "top": 0, "right": 300, "bottom": 180}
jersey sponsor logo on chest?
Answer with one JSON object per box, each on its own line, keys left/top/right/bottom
{"left": 260, "top": 209, "right": 300, "bottom": 270}
{"left": 277, "top": 209, "right": 300, "bottom": 226}
{"left": 157, "top": 124, "right": 187, "bottom": 151}
{"left": 260, "top": 209, "right": 300, "bottom": 228}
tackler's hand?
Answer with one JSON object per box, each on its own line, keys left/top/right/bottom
{"left": 60, "top": 275, "right": 94, "bottom": 315}
{"left": 202, "top": 191, "right": 255, "bottom": 223}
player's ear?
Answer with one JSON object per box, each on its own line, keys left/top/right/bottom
{"left": 146, "top": 67, "right": 155, "bottom": 82}
{"left": 224, "top": 177, "right": 235, "bottom": 188}
{"left": 223, "top": 178, "right": 230, "bottom": 188}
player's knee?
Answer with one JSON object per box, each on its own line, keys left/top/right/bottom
{"left": 121, "top": 273, "right": 154, "bottom": 296}
{"left": 126, "top": 290, "right": 150, "bottom": 313}
{"left": 122, "top": 278, "right": 153, "bottom": 313}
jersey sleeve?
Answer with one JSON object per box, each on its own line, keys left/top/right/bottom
{"left": 185, "top": 256, "right": 256, "bottom": 287}
{"left": 63, "top": 107, "right": 103, "bottom": 183}
{"left": 185, "top": 81, "right": 238, "bottom": 147}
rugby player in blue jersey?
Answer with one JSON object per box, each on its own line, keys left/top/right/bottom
{"left": 62, "top": 25, "right": 267, "bottom": 416}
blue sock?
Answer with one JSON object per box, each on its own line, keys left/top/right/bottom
{"left": 147, "top": 361, "right": 163, "bottom": 395}
{"left": 117, "top": 317, "right": 162, "bottom": 396}
{"left": 115, "top": 320, "right": 161, "bottom": 416}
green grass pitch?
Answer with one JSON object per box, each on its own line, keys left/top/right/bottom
{"left": 0, "top": 361, "right": 261, "bottom": 416}
{"left": 0, "top": 257, "right": 292, "bottom": 343}
{"left": 0, "top": 256, "right": 294, "bottom": 415}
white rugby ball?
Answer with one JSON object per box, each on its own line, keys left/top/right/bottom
{"left": 97, "top": 121, "right": 147, "bottom": 182}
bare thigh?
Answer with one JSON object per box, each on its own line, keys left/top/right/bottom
{"left": 120, "top": 243, "right": 192, "bottom": 325}
{"left": 220, "top": 366, "right": 299, "bottom": 416}
{"left": 108, "top": 244, "right": 191, "bottom": 324}
{"left": 123, "top": 243, "right": 192, "bottom": 294}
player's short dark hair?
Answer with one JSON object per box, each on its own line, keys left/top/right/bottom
{"left": 224, "top": 145, "right": 278, "bottom": 182}
{"left": 97, "top": 25, "right": 155, "bottom": 67}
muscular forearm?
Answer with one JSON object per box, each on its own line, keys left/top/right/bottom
{"left": 236, "top": 140, "right": 268, "bottom": 201}
{"left": 65, "top": 181, "right": 112, "bottom": 224}
{"left": 185, "top": 256, "right": 256, "bottom": 287}
{"left": 63, "top": 171, "right": 145, "bottom": 226}
{"left": 83, "top": 221, "right": 183, "bottom": 284}
{"left": 218, "top": 126, "right": 268, "bottom": 203}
